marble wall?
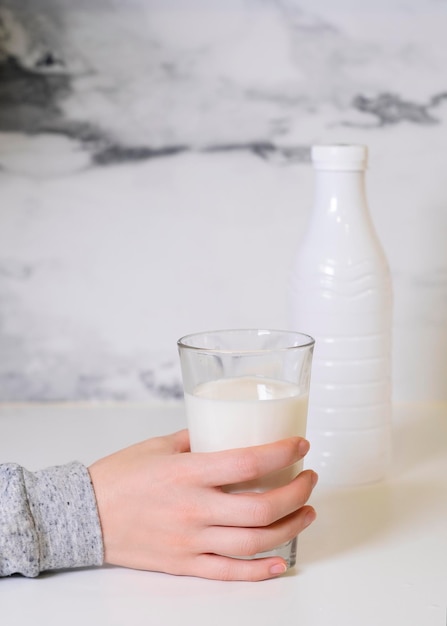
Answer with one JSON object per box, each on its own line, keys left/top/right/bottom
{"left": 0, "top": 0, "right": 446, "bottom": 403}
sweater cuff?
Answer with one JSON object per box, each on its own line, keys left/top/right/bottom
{"left": 23, "top": 461, "right": 104, "bottom": 574}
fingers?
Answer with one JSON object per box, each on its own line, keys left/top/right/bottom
{"left": 207, "top": 469, "right": 318, "bottom": 528}
{"left": 189, "top": 437, "right": 310, "bottom": 487}
{"left": 199, "top": 505, "right": 316, "bottom": 559}
{"left": 187, "top": 554, "right": 292, "bottom": 582}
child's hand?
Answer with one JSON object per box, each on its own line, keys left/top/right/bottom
{"left": 89, "top": 430, "right": 317, "bottom": 581}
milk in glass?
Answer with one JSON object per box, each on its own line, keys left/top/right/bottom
{"left": 185, "top": 375, "right": 308, "bottom": 492}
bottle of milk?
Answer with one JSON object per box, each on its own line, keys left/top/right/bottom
{"left": 289, "top": 144, "right": 393, "bottom": 485}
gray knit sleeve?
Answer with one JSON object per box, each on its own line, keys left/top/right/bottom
{"left": 0, "top": 461, "right": 104, "bottom": 577}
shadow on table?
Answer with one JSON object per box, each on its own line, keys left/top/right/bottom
{"left": 391, "top": 404, "right": 447, "bottom": 475}
{"left": 299, "top": 406, "right": 447, "bottom": 566}
{"left": 299, "top": 480, "right": 439, "bottom": 566}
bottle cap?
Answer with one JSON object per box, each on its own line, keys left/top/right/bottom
{"left": 311, "top": 144, "right": 368, "bottom": 171}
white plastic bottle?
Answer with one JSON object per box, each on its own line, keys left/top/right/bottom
{"left": 289, "top": 144, "right": 392, "bottom": 485}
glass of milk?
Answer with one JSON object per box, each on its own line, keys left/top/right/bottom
{"left": 177, "top": 329, "right": 314, "bottom": 568}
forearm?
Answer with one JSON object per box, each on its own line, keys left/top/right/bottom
{"left": 0, "top": 461, "right": 104, "bottom": 577}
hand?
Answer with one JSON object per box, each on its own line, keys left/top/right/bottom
{"left": 88, "top": 430, "right": 317, "bottom": 582}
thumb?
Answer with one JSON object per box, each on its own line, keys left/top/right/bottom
{"left": 164, "top": 429, "right": 190, "bottom": 454}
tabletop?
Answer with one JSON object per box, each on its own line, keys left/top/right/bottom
{"left": 0, "top": 402, "right": 446, "bottom": 626}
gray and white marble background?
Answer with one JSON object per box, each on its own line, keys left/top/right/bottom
{"left": 0, "top": 0, "right": 446, "bottom": 403}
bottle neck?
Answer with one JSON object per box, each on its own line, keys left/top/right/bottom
{"left": 313, "top": 169, "right": 368, "bottom": 217}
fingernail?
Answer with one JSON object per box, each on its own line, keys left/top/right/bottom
{"left": 269, "top": 562, "right": 287, "bottom": 576}
{"left": 298, "top": 439, "right": 310, "bottom": 457}
{"left": 311, "top": 471, "right": 319, "bottom": 488}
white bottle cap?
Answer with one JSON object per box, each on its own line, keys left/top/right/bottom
{"left": 311, "top": 144, "right": 368, "bottom": 171}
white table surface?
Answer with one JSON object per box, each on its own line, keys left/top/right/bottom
{"left": 0, "top": 402, "right": 446, "bottom": 626}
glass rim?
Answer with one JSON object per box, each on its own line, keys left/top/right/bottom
{"left": 177, "top": 328, "right": 315, "bottom": 354}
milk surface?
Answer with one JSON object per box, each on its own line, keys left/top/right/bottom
{"left": 185, "top": 376, "right": 308, "bottom": 492}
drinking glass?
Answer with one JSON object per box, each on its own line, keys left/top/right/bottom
{"left": 177, "top": 329, "right": 314, "bottom": 568}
